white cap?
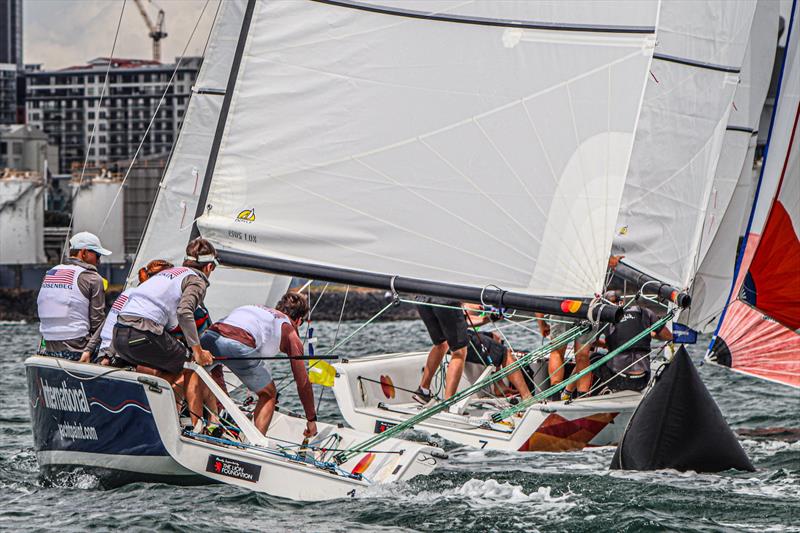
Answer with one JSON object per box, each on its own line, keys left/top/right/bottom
{"left": 69, "top": 231, "right": 112, "bottom": 256}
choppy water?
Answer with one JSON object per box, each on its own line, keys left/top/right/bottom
{"left": 1, "top": 320, "right": 798, "bottom": 532}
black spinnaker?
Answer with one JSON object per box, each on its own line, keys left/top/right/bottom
{"left": 611, "top": 346, "right": 754, "bottom": 472}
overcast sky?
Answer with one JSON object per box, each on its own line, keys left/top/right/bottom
{"left": 24, "top": 0, "right": 221, "bottom": 69}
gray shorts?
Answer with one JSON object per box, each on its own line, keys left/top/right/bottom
{"left": 201, "top": 331, "right": 273, "bottom": 392}
{"left": 547, "top": 317, "right": 596, "bottom": 345}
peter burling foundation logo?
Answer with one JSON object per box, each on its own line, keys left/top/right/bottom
{"left": 236, "top": 208, "right": 256, "bottom": 224}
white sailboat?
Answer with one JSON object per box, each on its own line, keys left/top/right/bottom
{"left": 25, "top": 0, "right": 443, "bottom": 500}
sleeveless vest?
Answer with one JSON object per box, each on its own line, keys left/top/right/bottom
{"left": 606, "top": 306, "right": 652, "bottom": 374}
{"left": 99, "top": 288, "right": 133, "bottom": 350}
{"left": 222, "top": 305, "right": 292, "bottom": 356}
{"left": 37, "top": 264, "right": 90, "bottom": 340}
{"left": 120, "top": 267, "right": 198, "bottom": 327}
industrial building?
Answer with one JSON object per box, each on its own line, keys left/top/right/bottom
{"left": 25, "top": 56, "right": 201, "bottom": 172}
{"left": 0, "top": 123, "right": 58, "bottom": 174}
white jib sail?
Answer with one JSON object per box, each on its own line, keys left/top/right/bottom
{"left": 128, "top": 0, "right": 290, "bottom": 316}
{"left": 613, "top": 0, "right": 758, "bottom": 289}
{"left": 197, "top": 0, "right": 660, "bottom": 299}
{"left": 685, "top": 0, "right": 780, "bottom": 333}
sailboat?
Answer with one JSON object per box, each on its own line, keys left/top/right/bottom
{"left": 332, "top": 0, "right": 761, "bottom": 453}
{"left": 25, "top": 0, "right": 444, "bottom": 501}
{"left": 707, "top": 0, "right": 800, "bottom": 388}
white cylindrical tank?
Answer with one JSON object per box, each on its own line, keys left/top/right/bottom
{"left": 71, "top": 177, "right": 126, "bottom": 263}
{"left": 0, "top": 174, "right": 46, "bottom": 264}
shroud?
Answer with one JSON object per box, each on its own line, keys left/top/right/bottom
{"left": 610, "top": 346, "right": 754, "bottom": 472}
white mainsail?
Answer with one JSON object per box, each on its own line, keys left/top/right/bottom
{"left": 128, "top": 0, "right": 290, "bottom": 316}
{"left": 197, "top": 0, "right": 660, "bottom": 300}
{"left": 685, "top": 0, "right": 780, "bottom": 332}
{"left": 613, "top": 0, "right": 758, "bottom": 290}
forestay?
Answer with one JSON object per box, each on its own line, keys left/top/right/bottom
{"left": 129, "top": 0, "right": 290, "bottom": 316}
{"left": 613, "top": 0, "right": 758, "bottom": 289}
{"left": 684, "top": 0, "right": 780, "bottom": 333}
{"left": 196, "top": 0, "right": 659, "bottom": 300}
{"left": 711, "top": 0, "right": 800, "bottom": 388}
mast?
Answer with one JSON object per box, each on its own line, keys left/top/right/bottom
{"left": 191, "top": 0, "right": 257, "bottom": 240}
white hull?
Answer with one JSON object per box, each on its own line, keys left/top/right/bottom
{"left": 25, "top": 356, "right": 442, "bottom": 501}
{"left": 333, "top": 352, "right": 640, "bottom": 452}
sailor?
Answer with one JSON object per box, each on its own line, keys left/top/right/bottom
{"left": 199, "top": 292, "right": 318, "bottom": 438}
{"left": 93, "top": 259, "right": 174, "bottom": 366}
{"left": 36, "top": 231, "right": 112, "bottom": 361}
{"left": 594, "top": 291, "right": 672, "bottom": 392}
{"left": 112, "top": 238, "right": 217, "bottom": 425}
{"left": 535, "top": 254, "right": 625, "bottom": 400}
{"left": 463, "top": 303, "right": 533, "bottom": 400}
{"left": 412, "top": 296, "right": 470, "bottom": 403}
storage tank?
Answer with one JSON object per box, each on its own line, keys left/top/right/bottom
{"left": 70, "top": 177, "right": 126, "bottom": 263}
{"left": 0, "top": 172, "right": 46, "bottom": 264}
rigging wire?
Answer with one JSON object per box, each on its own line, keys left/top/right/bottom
{"left": 60, "top": 0, "right": 127, "bottom": 259}
{"left": 98, "top": 0, "right": 213, "bottom": 232}
{"left": 127, "top": 0, "right": 223, "bottom": 277}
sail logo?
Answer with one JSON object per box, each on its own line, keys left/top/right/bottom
{"left": 236, "top": 209, "right": 256, "bottom": 223}
{"left": 39, "top": 378, "right": 90, "bottom": 413}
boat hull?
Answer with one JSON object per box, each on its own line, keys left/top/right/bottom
{"left": 25, "top": 356, "right": 202, "bottom": 486}
{"left": 332, "top": 352, "right": 640, "bottom": 452}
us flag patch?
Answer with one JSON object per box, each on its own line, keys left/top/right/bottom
{"left": 43, "top": 269, "right": 75, "bottom": 286}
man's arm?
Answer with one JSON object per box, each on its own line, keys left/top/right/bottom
{"left": 280, "top": 322, "right": 317, "bottom": 436}
{"left": 178, "top": 276, "right": 213, "bottom": 365}
{"left": 78, "top": 271, "right": 106, "bottom": 360}
{"left": 463, "top": 303, "right": 490, "bottom": 328}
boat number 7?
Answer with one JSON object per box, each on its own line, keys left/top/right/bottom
{"left": 478, "top": 440, "right": 488, "bottom": 449}
{"left": 347, "top": 489, "right": 356, "bottom": 498}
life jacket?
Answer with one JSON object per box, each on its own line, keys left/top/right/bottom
{"left": 119, "top": 267, "right": 199, "bottom": 327}
{"left": 99, "top": 288, "right": 133, "bottom": 351}
{"left": 37, "top": 264, "right": 90, "bottom": 340}
{"left": 221, "top": 305, "right": 292, "bottom": 356}
{"left": 169, "top": 305, "right": 212, "bottom": 342}
{"left": 605, "top": 306, "right": 652, "bottom": 374}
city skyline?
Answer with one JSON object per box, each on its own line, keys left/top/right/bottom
{"left": 25, "top": 0, "right": 220, "bottom": 69}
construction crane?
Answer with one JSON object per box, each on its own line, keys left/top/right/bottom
{"left": 133, "top": 0, "right": 167, "bottom": 62}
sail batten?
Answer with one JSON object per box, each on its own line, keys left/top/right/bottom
{"left": 197, "top": 0, "right": 659, "bottom": 300}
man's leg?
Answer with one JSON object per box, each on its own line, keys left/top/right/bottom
{"left": 184, "top": 369, "right": 206, "bottom": 426}
{"left": 548, "top": 346, "right": 566, "bottom": 385}
{"left": 419, "top": 341, "right": 448, "bottom": 390}
{"left": 253, "top": 382, "right": 277, "bottom": 434}
{"left": 444, "top": 346, "right": 467, "bottom": 399}
{"left": 571, "top": 341, "right": 593, "bottom": 394}
{"left": 503, "top": 349, "right": 532, "bottom": 400}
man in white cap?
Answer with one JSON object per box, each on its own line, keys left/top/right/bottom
{"left": 37, "top": 231, "right": 112, "bottom": 361}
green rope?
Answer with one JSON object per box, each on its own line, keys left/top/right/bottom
{"left": 322, "top": 299, "right": 396, "bottom": 356}
{"left": 334, "top": 324, "right": 589, "bottom": 464}
{"left": 491, "top": 311, "right": 674, "bottom": 422}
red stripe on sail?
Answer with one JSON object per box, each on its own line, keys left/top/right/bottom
{"left": 747, "top": 201, "right": 800, "bottom": 330}
{"left": 716, "top": 300, "right": 800, "bottom": 388}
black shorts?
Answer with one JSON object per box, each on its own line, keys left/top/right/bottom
{"left": 113, "top": 324, "right": 189, "bottom": 375}
{"left": 416, "top": 296, "right": 468, "bottom": 351}
{"left": 466, "top": 330, "right": 506, "bottom": 367}
{"left": 591, "top": 352, "right": 649, "bottom": 393}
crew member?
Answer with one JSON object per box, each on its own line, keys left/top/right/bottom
{"left": 94, "top": 259, "right": 174, "bottom": 365}
{"left": 200, "top": 292, "right": 317, "bottom": 438}
{"left": 37, "top": 231, "right": 111, "bottom": 361}
{"left": 595, "top": 291, "right": 672, "bottom": 392}
{"left": 112, "top": 238, "right": 217, "bottom": 426}
{"left": 412, "top": 296, "right": 470, "bottom": 403}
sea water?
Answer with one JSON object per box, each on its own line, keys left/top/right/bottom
{"left": 1, "top": 320, "right": 798, "bottom": 532}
